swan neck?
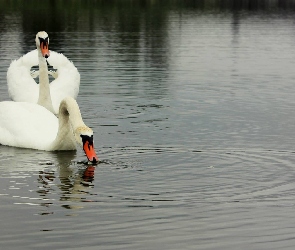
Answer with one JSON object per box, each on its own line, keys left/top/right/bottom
{"left": 50, "top": 98, "right": 84, "bottom": 150}
{"left": 37, "top": 50, "right": 55, "bottom": 114}
{"left": 60, "top": 98, "right": 85, "bottom": 129}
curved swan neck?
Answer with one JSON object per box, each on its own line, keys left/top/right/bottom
{"left": 37, "top": 49, "right": 55, "bottom": 114}
{"left": 59, "top": 97, "right": 85, "bottom": 128}
{"left": 50, "top": 98, "right": 85, "bottom": 150}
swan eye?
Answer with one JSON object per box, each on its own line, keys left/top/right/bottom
{"left": 80, "top": 135, "right": 94, "bottom": 149}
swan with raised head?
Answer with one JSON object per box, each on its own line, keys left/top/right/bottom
{"left": 7, "top": 31, "right": 80, "bottom": 114}
{"left": 0, "top": 96, "right": 98, "bottom": 163}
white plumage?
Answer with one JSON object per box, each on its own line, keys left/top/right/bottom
{"left": 0, "top": 97, "right": 98, "bottom": 162}
{"left": 0, "top": 100, "right": 58, "bottom": 150}
{"left": 2, "top": 31, "right": 98, "bottom": 163}
{"left": 7, "top": 38, "right": 80, "bottom": 114}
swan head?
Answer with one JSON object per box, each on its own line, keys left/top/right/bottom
{"left": 74, "top": 126, "right": 99, "bottom": 164}
{"left": 35, "top": 31, "right": 50, "bottom": 58}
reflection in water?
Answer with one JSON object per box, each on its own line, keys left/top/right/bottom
{"left": 2, "top": 0, "right": 295, "bottom": 53}
{"left": 231, "top": 11, "right": 240, "bottom": 45}
{"left": 0, "top": 147, "right": 98, "bottom": 213}
{"left": 58, "top": 165, "right": 96, "bottom": 210}
{"left": 0, "top": 146, "right": 98, "bottom": 218}
{"left": 36, "top": 151, "right": 97, "bottom": 211}
{"left": 2, "top": 0, "right": 295, "bottom": 102}
{"left": 0, "top": 145, "right": 58, "bottom": 171}
{"left": 82, "top": 165, "right": 95, "bottom": 183}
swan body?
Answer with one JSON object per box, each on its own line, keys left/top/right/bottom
{"left": 0, "top": 97, "right": 98, "bottom": 163}
{"left": 7, "top": 32, "right": 80, "bottom": 114}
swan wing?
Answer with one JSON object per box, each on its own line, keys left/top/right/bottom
{"left": 7, "top": 50, "right": 39, "bottom": 103}
{"left": 0, "top": 102, "right": 58, "bottom": 150}
{"left": 47, "top": 51, "right": 80, "bottom": 114}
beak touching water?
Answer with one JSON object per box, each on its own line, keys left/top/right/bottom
{"left": 83, "top": 137, "right": 99, "bottom": 164}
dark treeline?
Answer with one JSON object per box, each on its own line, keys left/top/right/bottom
{"left": 1, "top": 0, "right": 295, "bottom": 57}
{"left": 1, "top": 0, "right": 295, "bottom": 31}
{"left": 2, "top": 0, "right": 295, "bottom": 13}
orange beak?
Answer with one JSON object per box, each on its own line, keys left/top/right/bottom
{"left": 83, "top": 140, "right": 99, "bottom": 163}
{"left": 40, "top": 41, "right": 50, "bottom": 58}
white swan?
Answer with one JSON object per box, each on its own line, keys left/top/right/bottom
{"left": 7, "top": 31, "right": 80, "bottom": 114}
{"left": 0, "top": 96, "right": 98, "bottom": 163}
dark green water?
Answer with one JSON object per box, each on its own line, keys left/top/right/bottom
{"left": 1, "top": 1, "right": 295, "bottom": 249}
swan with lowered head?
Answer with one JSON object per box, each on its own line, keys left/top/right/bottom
{"left": 0, "top": 96, "right": 98, "bottom": 163}
{"left": 7, "top": 31, "right": 80, "bottom": 114}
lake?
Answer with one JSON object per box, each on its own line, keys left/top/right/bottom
{"left": 1, "top": 0, "right": 295, "bottom": 249}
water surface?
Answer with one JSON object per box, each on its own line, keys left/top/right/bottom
{"left": 1, "top": 1, "right": 295, "bottom": 249}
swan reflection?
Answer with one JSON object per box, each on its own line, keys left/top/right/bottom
{"left": 0, "top": 146, "right": 97, "bottom": 213}
{"left": 46, "top": 151, "right": 97, "bottom": 210}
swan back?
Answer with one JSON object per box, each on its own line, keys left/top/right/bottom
{"left": 0, "top": 101, "right": 58, "bottom": 150}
